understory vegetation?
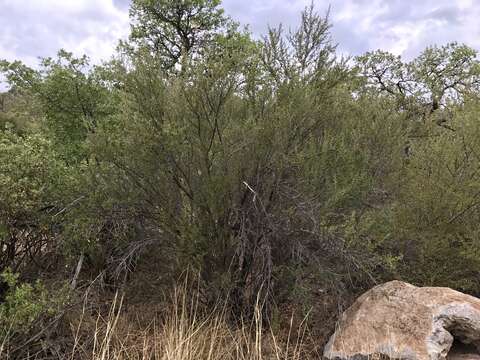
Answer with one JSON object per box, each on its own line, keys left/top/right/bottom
{"left": 1, "top": 0, "right": 480, "bottom": 358}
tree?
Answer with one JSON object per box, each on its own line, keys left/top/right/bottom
{"left": 413, "top": 43, "right": 480, "bottom": 111}
{"left": 1, "top": 51, "right": 116, "bottom": 161}
{"left": 356, "top": 43, "right": 480, "bottom": 123}
{"left": 128, "top": 0, "right": 227, "bottom": 69}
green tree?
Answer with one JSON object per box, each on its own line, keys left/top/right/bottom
{"left": 128, "top": 0, "right": 228, "bottom": 69}
{"left": 356, "top": 43, "right": 480, "bottom": 125}
{"left": 1, "top": 51, "right": 116, "bottom": 161}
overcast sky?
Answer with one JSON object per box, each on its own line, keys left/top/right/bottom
{"left": 1, "top": 0, "right": 479, "bottom": 67}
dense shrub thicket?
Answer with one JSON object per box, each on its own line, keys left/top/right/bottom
{"left": 0, "top": 0, "right": 480, "bottom": 357}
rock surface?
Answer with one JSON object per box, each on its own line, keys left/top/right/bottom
{"left": 324, "top": 281, "right": 480, "bottom": 360}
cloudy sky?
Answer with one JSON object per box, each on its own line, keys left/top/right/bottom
{"left": 0, "top": 0, "right": 479, "bottom": 67}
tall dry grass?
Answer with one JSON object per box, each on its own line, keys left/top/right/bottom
{"left": 0, "top": 287, "right": 312, "bottom": 360}
{"left": 82, "top": 290, "right": 310, "bottom": 360}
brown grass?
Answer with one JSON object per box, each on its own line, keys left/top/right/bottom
{"left": 86, "top": 292, "right": 309, "bottom": 360}
{"left": 0, "top": 287, "right": 313, "bottom": 360}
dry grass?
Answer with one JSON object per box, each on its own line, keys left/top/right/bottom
{"left": 0, "top": 286, "right": 312, "bottom": 360}
{"left": 79, "top": 290, "right": 310, "bottom": 360}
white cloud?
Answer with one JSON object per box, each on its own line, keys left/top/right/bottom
{"left": 225, "top": 0, "right": 480, "bottom": 59}
{"left": 0, "top": 0, "right": 129, "bottom": 65}
{"left": 325, "top": 0, "right": 480, "bottom": 59}
{"left": 0, "top": 0, "right": 478, "bottom": 69}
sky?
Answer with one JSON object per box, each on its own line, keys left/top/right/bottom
{"left": 0, "top": 0, "right": 479, "bottom": 67}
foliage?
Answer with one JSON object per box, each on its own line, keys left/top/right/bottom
{"left": 1, "top": 51, "right": 116, "bottom": 161}
{"left": 1, "top": 1, "right": 480, "bottom": 356}
{"left": 386, "top": 99, "right": 480, "bottom": 293}
{"left": 128, "top": 0, "right": 228, "bottom": 70}
{"left": 0, "top": 269, "right": 66, "bottom": 341}
{"left": 356, "top": 43, "right": 480, "bottom": 124}
{"left": 0, "top": 128, "right": 74, "bottom": 274}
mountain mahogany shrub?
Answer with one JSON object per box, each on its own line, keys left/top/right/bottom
{"left": 0, "top": 129, "right": 75, "bottom": 274}
{"left": 81, "top": 11, "right": 410, "bottom": 316}
{"left": 384, "top": 98, "right": 480, "bottom": 294}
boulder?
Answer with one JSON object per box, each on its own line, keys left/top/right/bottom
{"left": 324, "top": 281, "right": 480, "bottom": 360}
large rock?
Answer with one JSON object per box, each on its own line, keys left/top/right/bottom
{"left": 324, "top": 281, "right": 480, "bottom": 360}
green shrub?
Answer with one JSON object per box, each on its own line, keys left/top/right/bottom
{"left": 0, "top": 269, "right": 67, "bottom": 341}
